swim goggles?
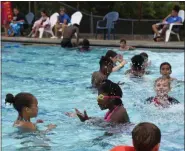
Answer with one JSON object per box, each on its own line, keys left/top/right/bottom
{"left": 97, "top": 94, "right": 121, "bottom": 100}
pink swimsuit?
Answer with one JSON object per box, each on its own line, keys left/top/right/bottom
{"left": 104, "top": 106, "right": 119, "bottom": 122}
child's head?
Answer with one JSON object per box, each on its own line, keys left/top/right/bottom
{"left": 160, "top": 62, "right": 172, "bottom": 78}
{"left": 41, "top": 9, "right": 47, "bottom": 17}
{"left": 105, "top": 50, "right": 118, "bottom": 63}
{"left": 5, "top": 93, "right": 38, "bottom": 119}
{"left": 154, "top": 77, "right": 171, "bottom": 96}
{"left": 120, "top": 38, "right": 126, "bottom": 48}
{"left": 82, "top": 39, "right": 90, "bottom": 49}
{"left": 132, "top": 122, "right": 161, "bottom": 151}
{"left": 97, "top": 80, "right": 123, "bottom": 110}
{"left": 140, "top": 52, "right": 148, "bottom": 62}
{"left": 131, "top": 55, "right": 144, "bottom": 71}
{"left": 99, "top": 56, "right": 113, "bottom": 76}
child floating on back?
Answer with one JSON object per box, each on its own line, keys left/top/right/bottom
{"left": 145, "top": 77, "right": 179, "bottom": 107}
{"left": 119, "top": 38, "right": 135, "bottom": 51}
{"left": 5, "top": 92, "right": 56, "bottom": 132}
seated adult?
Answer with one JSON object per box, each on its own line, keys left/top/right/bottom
{"left": 5, "top": 8, "right": 26, "bottom": 37}
{"left": 110, "top": 122, "right": 161, "bottom": 151}
{"left": 152, "top": 5, "right": 182, "bottom": 42}
{"left": 54, "top": 7, "right": 71, "bottom": 38}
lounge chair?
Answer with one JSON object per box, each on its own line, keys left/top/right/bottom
{"left": 39, "top": 12, "right": 59, "bottom": 38}
{"left": 96, "top": 12, "right": 119, "bottom": 40}
{"left": 154, "top": 10, "right": 184, "bottom": 42}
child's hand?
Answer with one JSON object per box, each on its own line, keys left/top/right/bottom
{"left": 47, "top": 124, "right": 57, "bottom": 130}
{"left": 75, "top": 108, "right": 89, "bottom": 122}
{"left": 117, "top": 54, "right": 123, "bottom": 62}
{"left": 36, "top": 119, "right": 44, "bottom": 123}
{"left": 65, "top": 112, "right": 77, "bottom": 117}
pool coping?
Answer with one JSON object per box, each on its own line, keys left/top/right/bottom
{"left": 1, "top": 36, "right": 185, "bottom": 51}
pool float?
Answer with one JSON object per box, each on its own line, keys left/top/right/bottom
{"left": 110, "top": 146, "right": 135, "bottom": 151}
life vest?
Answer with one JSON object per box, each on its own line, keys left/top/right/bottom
{"left": 110, "top": 146, "right": 135, "bottom": 151}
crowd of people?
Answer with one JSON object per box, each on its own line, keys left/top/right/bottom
{"left": 4, "top": 4, "right": 182, "bottom": 151}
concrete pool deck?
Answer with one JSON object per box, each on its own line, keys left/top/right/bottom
{"left": 1, "top": 36, "right": 185, "bottom": 50}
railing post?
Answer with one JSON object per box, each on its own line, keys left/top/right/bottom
{"left": 132, "top": 21, "right": 134, "bottom": 40}
{"left": 90, "top": 12, "right": 94, "bottom": 35}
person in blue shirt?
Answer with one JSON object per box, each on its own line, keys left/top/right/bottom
{"left": 152, "top": 5, "right": 182, "bottom": 41}
{"left": 53, "top": 7, "right": 71, "bottom": 38}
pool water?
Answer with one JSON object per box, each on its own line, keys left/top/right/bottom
{"left": 2, "top": 43, "right": 184, "bottom": 151}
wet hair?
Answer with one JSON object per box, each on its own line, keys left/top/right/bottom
{"left": 98, "top": 79, "right": 123, "bottom": 106}
{"left": 120, "top": 38, "right": 126, "bottom": 44}
{"left": 73, "top": 24, "right": 79, "bottom": 27}
{"left": 99, "top": 56, "right": 113, "bottom": 69}
{"left": 140, "top": 52, "right": 148, "bottom": 59}
{"left": 41, "top": 9, "right": 47, "bottom": 16}
{"left": 5, "top": 93, "right": 35, "bottom": 115}
{"left": 173, "top": 5, "right": 180, "bottom": 13}
{"left": 132, "top": 122, "right": 161, "bottom": 151}
{"left": 60, "top": 7, "right": 66, "bottom": 12}
{"left": 154, "top": 77, "right": 171, "bottom": 89}
{"left": 160, "top": 62, "right": 172, "bottom": 71}
{"left": 105, "top": 50, "right": 117, "bottom": 58}
{"left": 131, "top": 55, "right": 144, "bottom": 70}
{"left": 82, "top": 39, "right": 90, "bottom": 49}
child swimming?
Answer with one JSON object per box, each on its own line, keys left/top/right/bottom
{"left": 5, "top": 92, "right": 56, "bottom": 132}
{"left": 105, "top": 50, "right": 127, "bottom": 72}
{"left": 111, "top": 122, "right": 161, "bottom": 151}
{"left": 91, "top": 56, "right": 113, "bottom": 89}
{"left": 79, "top": 39, "right": 90, "bottom": 51}
{"left": 145, "top": 77, "right": 179, "bottom": 107}
{"left": 75, "top": 80, "right": 130, "bottom": 124}
{"left": 125, "top": 54, "right": 147, "bottom": 77}
{"left": 160, "top": 62, "right": 176, "bottom": 81}
{"left": 140, "top": 52, "right": 151, "bottom": 68}
{"left": 119, "top": 38, "right": 135, "bottom": 51}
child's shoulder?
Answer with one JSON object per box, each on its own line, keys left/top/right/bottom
{"left": 14, "top": 121, "right": 36, "bottom": 131}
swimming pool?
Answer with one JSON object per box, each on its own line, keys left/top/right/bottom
{"left": 2, "top": 42, "right": 184, "bottom": 151}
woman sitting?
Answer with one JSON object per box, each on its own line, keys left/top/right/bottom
{"left": 28, "top": 10, "right": 50, "bottom": 38}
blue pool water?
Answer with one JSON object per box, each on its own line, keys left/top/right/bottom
{"left": 2, "top": 43, "right": 184, "bottom": 151}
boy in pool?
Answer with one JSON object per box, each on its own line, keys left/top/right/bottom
{"left": 146, "top": 77, "right": 179, "bottom": 108}
{"left": 74, "top": 80, "right": 130, "bottom": 124}
{"left": 79, "top": 39, "right": 90, "bottom": 51}
{"left": 140, "top": 52, "right": 151, "bottom": 68}
{"left": 119, "top": 38, "right": 135, "bottom": 51}
{"left": 5, "top": 92, "right": 56, "bottom": 132}
{"left": 160, "top": 62, "right": 176, "bottom": 81}
{"left": 91, "top": 56, "right": 113, "bottom": 89}
{"left": 105, "top": 50, "right": 127, "bottom": 72}
{"left": 61, "top": 23, "right": 79, "bottom": 48}
{"left": 125, "top": 54, "right": 148, "bottom": 77}
{"left": 110, "top": 122, "right": 161, "bottom": 151}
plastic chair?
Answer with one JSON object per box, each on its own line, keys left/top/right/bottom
{"left": 39, "top": 12, "right": 59, "bottom": 38}
{"left": 96, "top": 12, "right": 119, "bottom": 40}
{"left": 165, "top": 10, "right": 184, "bottom": 42}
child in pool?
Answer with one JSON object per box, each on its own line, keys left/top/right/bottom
{"left": 160, "top": 62, "right": 176, "bottom": 81}
{"left": 79, "top": 39, "right": 90, "bottom": 51}
{"left": 105, "top": 50, "right": 127, "bottom": 72}
{"left": 91, "top": 56, "right": 113, "bottom": 89}
{"left": 111, "top": 122, "right": 161, "bottom": 151}
{"left": 125, "top": 54, "right": 148, "bottom": 77}
{"left": 145, "top": 77, "right": 179, "bottom": 107}
{"left": 140, "top": 52, "right": 151, "bottom": 68}
{"left": 5, "top": 92, "right": 56, "bottom": 132}
{"left": 119, "top": 38, "right": 135, "bottom": 51}
{"left": 74, "top": 80, "right": 130, "bottom": 124}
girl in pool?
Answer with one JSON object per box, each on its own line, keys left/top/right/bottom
{"left": 5, "top": 92, "right": 56, "bottom": 132}
{"left": 160, "top": 62, "right": 176, "bottom": 81}
{"left": 73, "top": 80, "right": 130, "bottom": 124}
{"left": 125, "top": 54, "right": 148, "bottom": 77}
{"left": 140, "top": 52, "right": 151, "bottom": 68}
{"left": 105, "top": 50, "right": 127, "bottom": 72}
{"left": 145, "top": 77, "right": 179, "bottom": 108}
